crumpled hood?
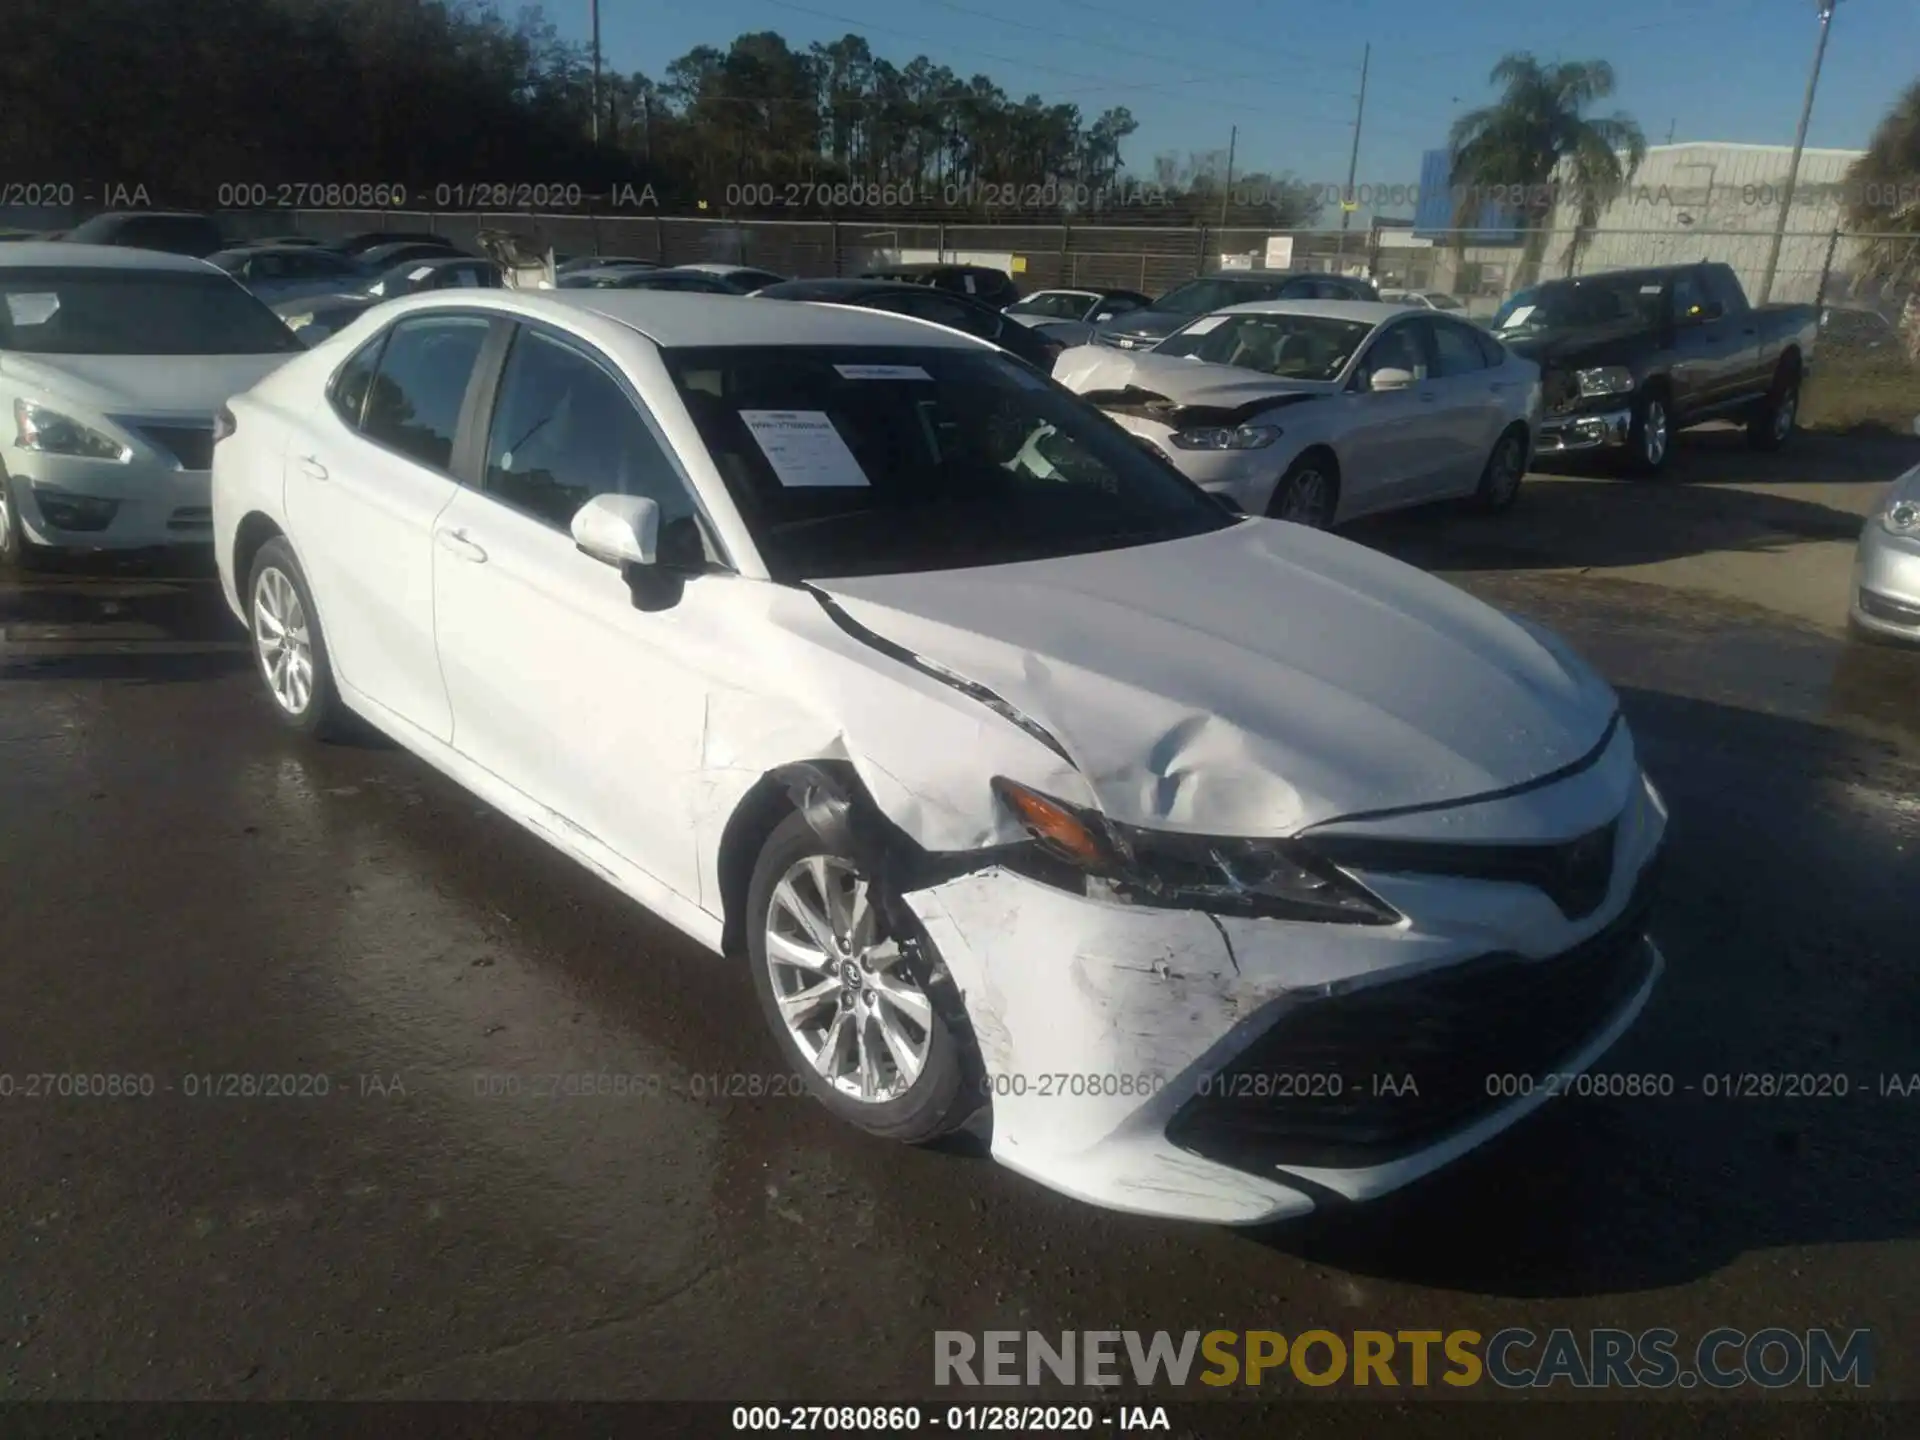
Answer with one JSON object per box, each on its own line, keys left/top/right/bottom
{"left": 815, "top": 521, "right": 1617, "bottom": 835}
{"left": 1053, "top": 347, "right": 1335, "bottom": 410}
{"left": 0, "top": 352, "right": 291, "bottom": 415}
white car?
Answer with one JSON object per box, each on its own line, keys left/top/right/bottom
{"left": 1055, "top": 300, "right": 1541, "bottom": 526}
{"left": 212, "top": 289, "right": 1665, "bottom": 1225}
{"left": 206, "top": 244, "right": 370, "bottom": 307}
{"left": 1003, "top": 288, "right": 1155, "bottom": 347}
{"left": 1379, "top": 288, "right": 1468, "bottom": 313}
{"left": 1, "top": 244, "right": 305, "bottom": 565}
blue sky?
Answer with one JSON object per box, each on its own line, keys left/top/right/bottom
{"left": 579, "top": 0, "right": 1913, "bottom": 193}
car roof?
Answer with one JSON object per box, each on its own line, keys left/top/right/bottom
{"left": 864, "top": 262, "right": 1001, "bottom": 276}
{"left": 0, "top": 242, "right": 221, "bottom": 273}
{"left": 210, "top": 243, "right": 346, "bottom": 261}
{"left": 75, "top": 211, "right": 214, "bottom": 223}
{"left": 1214, "top": 298, "right": 1416, "bottom": 322}
{"left": 404, "top": 289, "right": 983, "bottom": 349}
{"left": 760, "top": 277, "right": 982, "bottom": 302}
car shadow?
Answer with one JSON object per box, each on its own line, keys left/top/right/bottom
{"left": 1244, "top": 685, "right": 1920, "bottom": 1298}
{"left": 1347, "top": 473, "right": 1870, "bottom": 575}
{"left": 1536, "top": 423, "right": 1920, "bottom": 487}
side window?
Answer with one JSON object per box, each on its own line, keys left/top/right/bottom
{"left": 329, "top": 332, "right": 388, "bottom": 429}
{"left": 1473, "top": 328, "right": 1509, "bottom": 368}
{"left": 359, "top": 315, "right": 491, "bottom": 470}
{"left": 1671, "top": 271, "right": 1708, "bottom": 323}
{"left": 483, "top": 328, "right": 705, "bottom": 551}
{"left": 1702, "top": 265, "right": 1746, "bottom": 315}
{"left": 1430, "top": 321, "right": 1489, "bottom": 377}
{"left": 1357, "top": 322, "right": 1428, "bottom": 385}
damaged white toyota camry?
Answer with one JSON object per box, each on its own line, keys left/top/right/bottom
{"left": 213, "top": 289, "right": 1667, "bottom": 1225}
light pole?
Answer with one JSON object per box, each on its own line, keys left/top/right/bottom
{"left": 1758, "top": 0, "right": 1840, "bottom": 305}
{"left": 589, "top": 0, "right": 603, "bottom": 143}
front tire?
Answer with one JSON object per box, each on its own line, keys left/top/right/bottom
{"left": 1747, "top": 359, "right": 1800, "bottom": 451}
{"left": 246, "top": 538, "right": 347, "bottom": 739}
{"left": 1625, "top": 389, "right": 1673, "bottom": 477}
{"left": 1267, "top": 451, "right": 1341, "bottom": 528}
{"left": 746, "top": 809, "right": 981, "bottom": 1143}
{"left": 0, "top": 471, "right": 53, "bottom": 572}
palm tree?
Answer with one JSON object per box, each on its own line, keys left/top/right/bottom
{"left": 1844, "top": 79, "right": 1920, "bottom": 295}
{"left": 1448, "top": 53, "right": 1647, "bottom": 287}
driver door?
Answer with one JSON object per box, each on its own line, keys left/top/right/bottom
{"left": 1336, "top": 319, "right": 1447, "bottom": 516}
{"left": 429, "top": 322, "right": 734, "bottom": 905}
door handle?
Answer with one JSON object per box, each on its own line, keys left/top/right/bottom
{"left": 297, "top": 455, "right": 328, "bottom": 480}
{"left": 435, "top": 528, "right": 488, "bottom": 563}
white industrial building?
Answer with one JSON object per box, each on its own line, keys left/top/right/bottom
{"left": 1402, "top": 140, "right": 1877, "bottom": 308}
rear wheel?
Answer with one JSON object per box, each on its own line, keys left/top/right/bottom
{"left": 1268, "top": 452, "right": 1340, "bottom": 528}
{"left": 1747, "top": 359, "right": 1800, "bottom": 451}
{"left": 746, "top": 809, "right": 982, "bottom": 1143}
{"left": 1472, "top": 427, "right": 1529, "bottom": 513}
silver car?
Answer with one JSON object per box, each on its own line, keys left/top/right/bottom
{"left": 1850, "top": 463, "right": 1920, "bottom": 642}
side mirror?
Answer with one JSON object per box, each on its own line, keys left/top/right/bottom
{"left": 571, "top": 492, "right": 659, "bottom": 567}
{"left": 1369, "top": 366, "right": 1415, "bottom": 392}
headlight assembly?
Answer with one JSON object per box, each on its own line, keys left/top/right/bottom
{"left": 991, "top": 777, "right": 1400, "bottom": 925}
{"left": 1168, "top": 425, "right": 1281, "bottom": 451}
{"left": 1883, "top": 495, "right": 1919, "bottom": 536}
{"left": 1573, "top": 365, "right": 1636, "bottom": 399}
{"left": 12, "top": 400, "right": 132, "bottom": 462}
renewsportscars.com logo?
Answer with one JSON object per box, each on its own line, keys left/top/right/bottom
{"left": 933, "top": 1328, "right": 1875, "bottom": 1390}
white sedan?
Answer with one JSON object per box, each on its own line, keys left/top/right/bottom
{"left": 212, "top": 288, "right": 1665, "bottom": 1225}
{"left": 1, "top": 244, "right": 304, "bottom": 565}
{"left": 1055, "top": 299, "right": 1541, "bottom": 527}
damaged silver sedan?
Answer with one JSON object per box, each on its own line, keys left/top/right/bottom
{"left": 213, "top": 288, "right": 1667, "bottom": 1226}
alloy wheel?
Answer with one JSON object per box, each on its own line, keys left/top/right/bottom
{"left": 252, "top": 566, "right": 315, "bottom": 716}
{"left": 1773, "top": 384, "right": 1798, "bottom": 440}
{"left": 1278, "top": 469, "right": 1333, "bottom": 527}
{"left": 763, "top": 855, "right": 933, "bottom": 1103}
{"left": 1643, "top": 400, "right": 1668, "bottom": 467}
{"left": 1489, "top": 436, "right": 1525, "bottom": 503}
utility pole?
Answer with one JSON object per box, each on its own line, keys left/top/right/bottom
{"left": 1665, "top": 119, "right": 1676, "bottom": 144}
{"left": 1759, "top": 0, "right": 1840, "bottom": 305}
{"left": 1337, "top": 43, "right": 1370, "bottom": 263}
{"left": 589, "top": 0, "right": 603, "bottom": 143}
{"left": 1219, "top": 126, "right": 1237, "bottom": 229}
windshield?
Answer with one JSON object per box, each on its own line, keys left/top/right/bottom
{"left": 1151, "top": 277, "right": 1295, "bottom": 316}
{"left": 1156, "top": 312, "right": 1373, "bottom": 380}
{"left": 1008, "top": 292, "right": 1092, "bottom": 320}
{"left": 1425, "top": 293, "right": 1463, "bottom": 310}
{"left": 0, "top": 268, "right": 303, "bottom": 354}
{"left": 662, "top": 345, "right": 1233, "bottom": 581}
{"left": 1494, "top": 276, "right": 1663, "bottom": 334}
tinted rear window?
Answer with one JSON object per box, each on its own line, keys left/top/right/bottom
{"left": 0, "top": 268, "right": 304, "bottom": 354}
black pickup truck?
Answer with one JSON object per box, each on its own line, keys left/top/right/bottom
{"left": 1490, "top": 262, "right": 1818, "bottom": 475}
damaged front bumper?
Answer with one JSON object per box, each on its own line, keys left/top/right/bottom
{"left": 900, "top": 726, "right": 1669, "bottom": 1226}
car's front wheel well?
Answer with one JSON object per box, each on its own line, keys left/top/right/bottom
{"left": 232, "top": 513, "right": 286, "bottom": 603}
{"left": 716, "top": 759, "right": 870, "bottom": 960}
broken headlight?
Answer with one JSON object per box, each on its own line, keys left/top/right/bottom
{"left": 1168, "top": 424, "right": 1281, "bottom": 451}
{"left": 992, "top": 778, "right": 1400, "bottom": 925}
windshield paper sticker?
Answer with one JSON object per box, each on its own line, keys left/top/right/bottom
{"left": 833, "top": 364, "right": 932, "bottom": 381}
{"left": 408, "top": 266, "right": 436, "bottom": 281}
{"left": 739, "top": 410, "right": 871, "bottom": 487}
{"left": 1180, "top": 315, "right": 1229, "bottom": 335}
{"left": 5, "top": 293, "right": 59, "bottom": 326}
{"left": 1499, "top": 305, "right": 1534, "bottom": 328}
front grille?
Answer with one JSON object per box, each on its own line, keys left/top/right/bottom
{"left": 1165, "top": 855, "right": 1661, "bottom": 1172}
{"left": 1859, "top": 588, "right": 1920, "bottom": 626}
{"left": 1304, "top": 819, "right": 1619, "bottom": 921}
{"left": 137, "top": 424, "right": 214, "bottom": 471}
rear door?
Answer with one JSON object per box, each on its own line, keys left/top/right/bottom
{"left": 283, "top": 312, "right": 495, "bottom": 741}
{"left": 1667, "top": 267, "right": 1732, "bottom": 418}
{"left": 1701, "top": 263, "right": 1764, "bottom": 402}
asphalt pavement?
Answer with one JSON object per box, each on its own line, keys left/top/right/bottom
{"left": 1, "top": 470, "right": 1916, "bottom": 1413}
